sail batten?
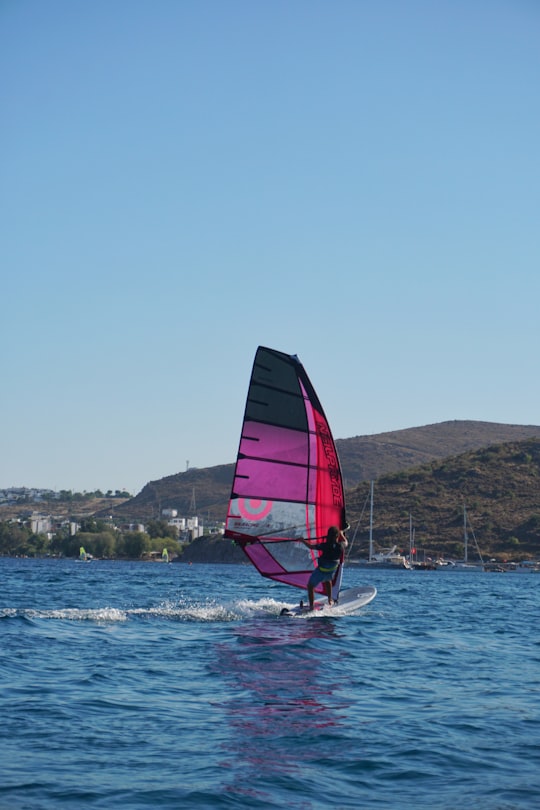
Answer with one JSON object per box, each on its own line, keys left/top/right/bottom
{"left": 224, "top": 346, "right": 346, "bottom": 594}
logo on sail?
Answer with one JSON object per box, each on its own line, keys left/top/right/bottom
{"left": 238, "top": 498, "right": 273, "bottom": 521}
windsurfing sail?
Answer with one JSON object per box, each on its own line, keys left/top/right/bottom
{"left": 162, "top": 548, "right": 169, "bottom": 563}
{"left": 224, "top": 346, "right": 347, "bottom": 599}
{"left": 79, "top": 546, "right": 87, "bottom": 561}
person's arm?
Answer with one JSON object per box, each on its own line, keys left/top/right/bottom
{"left": 301, "top": 538, "right": 320, "bottom": 550}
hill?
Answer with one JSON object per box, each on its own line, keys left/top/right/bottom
{"left": 0, "top": 496, "right": 130, "bottom": 523}
{"left": 335, "top": 420, "right": 540, "bottom": 489}
{"left": 345, "top": 438, "right": 540, "bottom": 561}
{"left": 105, "top": 420, "right": 540, "bottom": 523}
{"left": 179, "top": 436, "right": 540, "bottom": 564}
{"left": 4, "top": 420, "right": 540, "bottom": 562}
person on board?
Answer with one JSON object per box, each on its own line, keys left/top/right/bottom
{"left": 302, "top": 526, "right": 348, "bottom": 610}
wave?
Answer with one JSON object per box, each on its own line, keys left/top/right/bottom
{"left": 0, "top": 598, "right": 290, "bottom": 624}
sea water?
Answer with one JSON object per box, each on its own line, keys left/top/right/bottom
{"left": 1, "top": 558, "right": 539, "bottom": 809}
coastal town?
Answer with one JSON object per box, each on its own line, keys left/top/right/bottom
{"left": 0, "top": 486, "right": 225, "bottom": 560}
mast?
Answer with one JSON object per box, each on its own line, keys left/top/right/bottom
{"left": 463, "top": 503, "right": 468, "bottom": 563}
{"left": 368, "top": 480, "right": 374, "bottom": 562}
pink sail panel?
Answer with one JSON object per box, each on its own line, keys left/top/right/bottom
{"left": 224, "top": 346, "right": 346, "bottom": 595}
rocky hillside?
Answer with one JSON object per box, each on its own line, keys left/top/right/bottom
{"left": 105, "top": 420, "right": 540, "bottom": 524}
{"left": 335, "top": 420, "right": 540, "bottom": 489}
{"left": 180, "top": 437, "right": 540, "bottom": 564}
{"left": 4, "top": 420, "right": 539, "bottom": 562}
{"left": 345, "top": 438, "right": 540, "bottom": 561}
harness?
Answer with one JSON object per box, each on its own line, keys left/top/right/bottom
{"left": 319, "top": 560, "right": 340, "bottom": 574}
{"left": 318, "top": 539, "right": 343, "bottom": 573}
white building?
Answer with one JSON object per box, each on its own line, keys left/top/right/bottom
{"left": 30, "top": 514, "right": 52, "bottom": 534}
{"left": 167, "top": 515, "right": 203, "bottom": 538}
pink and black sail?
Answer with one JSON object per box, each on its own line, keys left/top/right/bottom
{"left": 224, "top": 346, "right": 346, "bottom": 595}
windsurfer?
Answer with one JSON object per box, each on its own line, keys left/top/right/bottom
{"left": 302, "top": 526, "right": 348, "bottom": 610}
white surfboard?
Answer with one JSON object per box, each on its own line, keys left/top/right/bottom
{"left": 280, "top": 585, "right": 377, "bottom": 617}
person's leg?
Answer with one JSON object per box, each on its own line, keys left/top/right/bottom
{"left": 324, "top": 580, "right": 333, "bottom": 605}
{"left": 308, "top": 582, "right": 315, "bottom": 610}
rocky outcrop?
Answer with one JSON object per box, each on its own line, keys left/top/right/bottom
{"left": 178, "top": 533, "right": 246, "bottom": 564}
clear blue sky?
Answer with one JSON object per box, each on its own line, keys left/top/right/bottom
{"left": 2, "top": 0, "right": 539, "bottom": 495}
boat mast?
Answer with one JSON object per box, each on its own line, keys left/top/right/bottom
{"left": 463, "top": 504, "right": 468, "bottom": 563}
{"left": 368, "top": 480, "right": 374, "bottom": 562}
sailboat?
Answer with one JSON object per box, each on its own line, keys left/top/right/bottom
{"left": 356, "top": 481, "right": 411, "bottom": 569}
{"left": 407, "top": 513, "right": 436, "bottom": 570}
{"left": 437, "top": 504, "right": 484, "bottom": 570}
{"left": 224, "top": 346, "right": 376, "bottom": 615}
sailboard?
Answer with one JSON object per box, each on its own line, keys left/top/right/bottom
{"left": 224, "top": 346, "right": 376, "bottom": 617}
{"left": 279, "top": 585, "right": 377, "bottom": 616}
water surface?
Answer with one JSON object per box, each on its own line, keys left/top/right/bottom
{"left": 1, "top": 558, "right": 538, "bottom": 808}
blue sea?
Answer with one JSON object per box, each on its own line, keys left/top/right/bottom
{"left": 1, "top": 558, "right": 539, "bottom": 809}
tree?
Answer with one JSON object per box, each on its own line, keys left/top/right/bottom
{"left": 121, "top": 531, "right": 151, "bottom": 558}
{"left": 25, "top": 533, "right": 50, "bottom": 557}
{"left": 79, "top": 517, "right": 109, "bottom": 533}
{"left": 49, "top": 527, "right": 71, "bottom": 556}
{"left": 146, "top": 520, "right": 173, "bottom": 539}
{"left": 91, "top": 531, "right": 117, "bottom": 558}
{"left": 0, "top": 521, "right": 32, "bottom": 555}
{"left": 152, "top": 537, "right": 182, "bottom": 557}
